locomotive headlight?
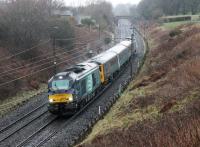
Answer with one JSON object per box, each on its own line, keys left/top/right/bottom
{"left": 68, "top": 96, "right": 73, "bottom": 102}
{"left": 49, "top": 98, "right": 54, "bottom": 103}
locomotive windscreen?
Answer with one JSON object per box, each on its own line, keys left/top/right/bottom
{"left": 48, "top": 75, "right": 74, "bottom": 91}
{"left": 51, "top": 80, "right": 71, "bottom": 91}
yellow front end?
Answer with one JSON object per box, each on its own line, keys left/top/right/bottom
{"left": 49, "top": 93, "right": 73, "bottom": 103}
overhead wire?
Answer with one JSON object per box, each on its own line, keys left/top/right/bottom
{"left": 0, "top": 35, "right": 94, "bottom": 69}
{"left": 0, "top": 45, "right": 87, "bottom": 78}
{"left": 0, "top": 38, "right": 96, "bottom": 76}
{"left": 0, "top": 40, "right": 51, "bottom": 62}
{"left": 0, "top": 53, "right": 87, "bottom": 87}
{"left": 0, "top": 29, "right": 103, "bottom": 87}
{"left": 0, "top": 35, "right": 95, "bottom": 63}
{"left": 0, "top": 38, "right": 102, "bottom": 86}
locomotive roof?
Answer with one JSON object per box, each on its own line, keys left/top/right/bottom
{"left": 54, "top": 62, "right": 99, "bottom": 81}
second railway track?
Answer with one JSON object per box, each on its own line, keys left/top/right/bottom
{"left": 0, "top": 102, "right": 48, "bottom": 145}
{"left": 0, "top": 102, "right": 47, "bottom": 134}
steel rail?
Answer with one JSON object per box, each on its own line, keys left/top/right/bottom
{"left": 0, "top": 109, "right": 48, "bottom": 142}
{"left": 16, "top": 116, "right": 58, "bottom": 147}
{"left": 0, "top": 102, "right": 47, "bottom": 134}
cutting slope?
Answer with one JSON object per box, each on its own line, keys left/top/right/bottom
{"left": 78, "top": 24, "right": 200, "bottom": 147}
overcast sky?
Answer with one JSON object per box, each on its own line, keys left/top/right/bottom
{"left": 64, "top": 0, "right": 141, "bottom": 7}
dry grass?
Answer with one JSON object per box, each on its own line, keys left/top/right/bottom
{"left": 0, "top": 84, "right": 47, "bottom": 117}
{"left": 79, "top": 101, "right": 200, "bottom": 147}
{"left": 77, "top": 24, "right": 200, "bottom": 147}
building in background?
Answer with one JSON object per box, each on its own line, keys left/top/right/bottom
{"left": 52, "top": 7, "right": 74, "bottom": 20}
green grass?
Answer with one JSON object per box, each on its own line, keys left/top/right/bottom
{"left": 191, "top": 15, "right": 200, "bottom": 21}
{"left": 161, "top": 15, "right": 200, "bottom": 21}
{"left": 163, "top": 21, "right": 192, "bottom": 29}
{"left": 162, "top": 15, "right": 200, "bottom": 29}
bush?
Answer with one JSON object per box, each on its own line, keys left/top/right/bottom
{"left": 81, "top": 18, "right": 95, "bottom": 26}
{"left": 49, "top": 18, "right": 75, "bottom": 49}
{"left": 169, "top": 29, "right": 182, "bottom": 37}
{"left": 104, "top": 37, "right": 111, "bottom": 44}
{"left": 0, "top": 0, "right": 75, "bottom": 58}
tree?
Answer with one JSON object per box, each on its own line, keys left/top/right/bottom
{"left": 190, "top": 0, "right": 200, "bottom": 14}
{"left": 78, "top": 0, "right": 114, "bottom": 30}
{"left": 49, "top": 18, "right": 74, "bottom": 49}
{"left": 81, "top": 18, "right": 95, "bottom": 26}
{"left": 138, "top": 0, "right": 162, "bottom": 19}
{"left": 180, "top": 0, "right": 190, "bottom": 15}
{"left": 137, "top": 0, "right": 200, "bottom": 19}
{"left": 0, "top": 0, "right": 74, "bottom": 59}
{"left": 130, "top": 5, "right": 139, "bottom": 20}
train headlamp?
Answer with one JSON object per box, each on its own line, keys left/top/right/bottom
{"left": 49, "top": 99, "right": 54, "bottom": 103}
{"left": 68, "top": 96, "right": 73, "bottom": 102}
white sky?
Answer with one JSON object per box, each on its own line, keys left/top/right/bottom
{"left": 64, "top": 0, "right": 141, "bottom": 7}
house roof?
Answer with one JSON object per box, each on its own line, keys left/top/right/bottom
{"left": 53, "top": 10, "right": 73, "bottom": 16}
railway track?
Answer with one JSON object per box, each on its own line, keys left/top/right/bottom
{"left": 23, "top": 59, "right": 132, "bottom": 147}
{"left": 16, "top": 115, "right": 58, "bottom": 147}
{"left": 34, "top": 84, "right": 111, "bottom": 147}
{"left": 13, "top": 83, "right": 110, "bottom": 147}
{"left": 0, "top": 102, "right": 48, "bottom": 145}
{"left": 17, "top": 57, "right": 131, "bottom": 146}
{"left": 0, "top": 102, "right": 47, "bottom": 134}
{"left": 42, "top": 59, "right": 136, "bottom": 147}
{"left": 0, "top": 66, "right": 132, "bottom": 147}
{"left": 0, "top": 87, "right": 110, "bottom": 147}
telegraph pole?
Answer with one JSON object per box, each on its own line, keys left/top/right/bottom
{"left": 53, "top": 36, "right": 57, "bottom": 74}
{"left": 52, "top": 26, "right": 58, "bottom": 75}
{"left": 98, "top": 25, "right": 101, "bottom": 40}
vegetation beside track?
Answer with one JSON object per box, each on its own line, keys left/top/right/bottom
{"left": 163, "top": 21, "right": 192, "bottom": 29}
{"left": 0, "top": 84, "right": 47, "bottom": 117}
{"left": 78, "top": 23, "right": 200, "bottom": 147}
{"left": 161, "top": 15, "right": 200, "bottom": 29}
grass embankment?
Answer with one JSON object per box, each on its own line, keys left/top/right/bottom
{"left": 163, "top": 21, "right": 192, "bottom": 29}
{"left": 162, "top": 15, "right": 200, "bottom": 29}
{"left": 0, "top": 84, "right": 47, "bottom": 117}
{"left": 78, "top": 23, "right": 200, "bottom": 147}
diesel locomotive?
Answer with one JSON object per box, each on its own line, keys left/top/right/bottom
{"left": 48, "top": 41, "right": 133, "bottom": 115}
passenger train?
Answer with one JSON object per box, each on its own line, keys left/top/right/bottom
{"left": 48, "top": 41, "right": 133, "bottom": 115}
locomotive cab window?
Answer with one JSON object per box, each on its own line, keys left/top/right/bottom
{"left": 92, "top": 73, "right": 97, "bottom": 87}
{"left": 81, "top": 79, "right": 86, "bottom": 95}
{"left": 50, "top": 79, "right": 72, "bottom": 91}
{"left": 74, "top": 82, "right": 81, "bottom": 96}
